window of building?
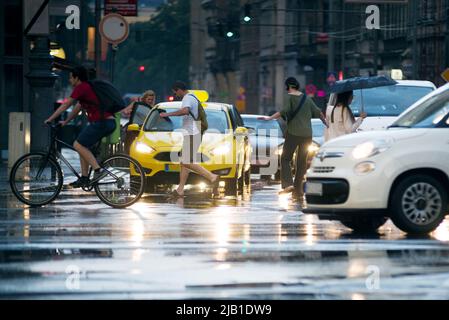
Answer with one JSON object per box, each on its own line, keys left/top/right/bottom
{"left": 4, "top": 3, "right": 23, "bottom": 56}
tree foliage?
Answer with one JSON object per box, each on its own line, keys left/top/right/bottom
{"left": 114, "top": 0, "right": 190, "bottom": 100}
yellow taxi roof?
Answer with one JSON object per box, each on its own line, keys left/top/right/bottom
{"left": 156, "top": 101, "right": 231, "bottom": 111}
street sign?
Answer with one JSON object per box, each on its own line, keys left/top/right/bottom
{"left": 104, "top": 0, "right": 138, "bottom": 17}
{"left": 441, "top": 68, "right": 449, "bottom": 83}
{"left": 99, "top": 13, "right": 129, "bottom": 45}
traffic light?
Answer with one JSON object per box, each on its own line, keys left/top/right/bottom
{"left": 243, "top": 4, "right": 252, "bottom": 22}
{"left": 139, "top": 65, "right": 145, "bottom": 72}
{"left": 168, "top": 96, "right": 174, "bottom": 102}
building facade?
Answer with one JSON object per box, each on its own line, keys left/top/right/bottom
{"left": 190, "top": 0, "right": 449, "bottom": 116}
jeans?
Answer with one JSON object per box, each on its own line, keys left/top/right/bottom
{"left": 280, "top": 133, "right": 312, "bottom": 194}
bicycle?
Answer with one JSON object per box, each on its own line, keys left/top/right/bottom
{"left": 9, "top": 124, "right": 146, "bottom": 208}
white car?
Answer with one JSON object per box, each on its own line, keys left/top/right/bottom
{"left": 328, "top": 80, "right": 436, "bottom": 131}
{"left": 304, "top": 83, "right": 449, "bottom": 235}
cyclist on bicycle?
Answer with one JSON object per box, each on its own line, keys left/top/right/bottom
{"left": 45, "top": 66, "right": 116, "bottom": 188}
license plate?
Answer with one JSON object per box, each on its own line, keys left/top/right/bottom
{"left": 164, "top": 164, "right": 179, "bottom": 172}
{"left": 306, "top": 182, "right": 323, "bottom": 196}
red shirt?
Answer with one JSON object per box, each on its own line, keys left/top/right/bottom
{"left": 70, "top": 82, "right": 113, "bottom": 122}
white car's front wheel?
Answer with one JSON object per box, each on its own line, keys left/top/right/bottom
{"left": 390, "top": 174, "right": 448, "bottom": 235}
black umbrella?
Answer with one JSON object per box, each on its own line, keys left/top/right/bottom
{"left": 328, "top": 75, "right": 398, "bottom": 113}
{"left": 328, "top": 75, "right": 398, "bottom": 94}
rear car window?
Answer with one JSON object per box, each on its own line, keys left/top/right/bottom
{"left": 350, "top": 85, "right": 434, "bottom": 117}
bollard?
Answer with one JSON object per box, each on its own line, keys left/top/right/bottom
{"left": 8, "top": 112, "right": 31, "bottom": 177}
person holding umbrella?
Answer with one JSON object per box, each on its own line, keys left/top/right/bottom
{"left": 324, "top": 90, "right": 367, "bottom": 142}
{"left": 324, "top": 75, "right": 398, "bottom": 142}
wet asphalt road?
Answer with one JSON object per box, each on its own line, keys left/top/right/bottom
{"left": 1, "top": 152, "right": 449, "bottom": 299}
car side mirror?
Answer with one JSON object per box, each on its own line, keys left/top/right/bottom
{"left": 127, "top": 124, "right": 140, "bottom": 132}
{"left": 235, "top": 126, "right": 248, "bottom": 136}
{"left": 244, "top": 126, "right": 256, "bottom": 134}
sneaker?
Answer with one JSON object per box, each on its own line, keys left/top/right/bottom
{"left": 69, "top": 176, "right": 90, "bottom": 189}
{"left": 91, "top": 168, "right": 108, "bottom": 184}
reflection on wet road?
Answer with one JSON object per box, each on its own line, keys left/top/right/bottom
{"left": 1, "top": 180, "right": 449, "bottom": 299}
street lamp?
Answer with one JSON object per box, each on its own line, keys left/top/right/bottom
{"left": 243, "top": 4, "right": 252, "bottom": 22}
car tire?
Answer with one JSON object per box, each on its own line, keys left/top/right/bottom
{"left": 274, "top": 170, "right": 281, "bottom": 181}
{"left": 244, "top": 168, "right": 251, "bottom": 186}
{"left": 224, "top": 178, "right": 238, "bottom": 196}
{"left": 390, "top": 174, "right": 447, "bottom": 235}
{"left": 145, "top": 182, "right": 156, "bottom": 194}
{"left": 339, "top": 216, "right": 388, "bottom": 233}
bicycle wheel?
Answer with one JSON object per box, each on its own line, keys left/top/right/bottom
{"left": 94, "top": 154, "right": 145, "bottom": 208}
{"left": 10, "top": 152, "right": 63, "bottom": 206}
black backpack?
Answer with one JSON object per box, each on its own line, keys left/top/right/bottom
{"left": 88, "top": 80, "right": 126, "bottom": 114}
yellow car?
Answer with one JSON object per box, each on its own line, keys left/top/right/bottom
{"left": 128, "top": 94, "right": 252, "bottom": 195}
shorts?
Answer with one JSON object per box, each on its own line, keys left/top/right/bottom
{"left": 179, "top": 134, "right": 202, "bottom": 164}
{"left": 76, "top": 119, "right": 116, "bottom": 149}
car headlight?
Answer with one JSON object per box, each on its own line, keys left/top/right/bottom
{"left": 135, "top": 142, "right": 155, "bottom": 154}
{"left": 352, "top": 139, "right": 393, "bottom": 160}
{"left": 308, "top": 142, "right": 320, "bottom": 154}
{"left": 210, "top": 144, "right": 231, "bottom": 156}
{"left": 354, "top": 161, "right": 376, "bottom": 175}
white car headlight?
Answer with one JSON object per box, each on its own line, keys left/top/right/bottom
{"left": 352, "top": 139, "right": 393, "bottom": 160}
{"left": 308, "top": 142, "right": 320, "bottom": 154}
{"left": 135, "top": 142, "right": 155, "bottom": 154}
{"left": 354, "top": 161, "right": 376, "bottom": 175}
{"left": 211, "top": 144, "right": 231, "bottom": 156}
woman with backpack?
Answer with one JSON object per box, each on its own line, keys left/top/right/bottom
{"left": 324, "top": 90, "right": 367, "bottom": 142}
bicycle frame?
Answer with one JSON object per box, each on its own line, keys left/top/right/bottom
{"left": 36, "top": 126, "right": 92, "bottom": 182}
{"left": 40, "top": 125, "right": 123, "bottom": 187}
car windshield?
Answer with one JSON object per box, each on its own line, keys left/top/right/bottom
{"left": 242, "top": 117, "right": 284, "bottom": 137}
{"left": 392, "top": 89, "right": 449, "bottom": 128}
{"left": 312, "top": 121, "right": 325, "bottom": 137}
{"left": 349, "top": 85, "right": 434, "bottom": 116}
{"left": 144, "top": 108, "right": 229, "bottom": 133}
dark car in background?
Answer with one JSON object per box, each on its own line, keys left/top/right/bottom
{"left": 242, "top": 114, "right": 286, "bottom": 180}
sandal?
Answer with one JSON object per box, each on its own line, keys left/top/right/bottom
{"left": 169, "top": 189, "right": 185, "bottom": 198}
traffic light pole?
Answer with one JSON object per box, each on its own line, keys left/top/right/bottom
{"left": 95, "top": 0, "right": 101, "bottom": 78}
{"left": 328, "top": 0, "right": 335, "bottom": 74}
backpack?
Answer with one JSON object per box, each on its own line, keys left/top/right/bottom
{"left": 188, "top": 94, "right": 208, "bottom": 135}
{"left": 88, "top": 80, "right": 126, "bottom": 114}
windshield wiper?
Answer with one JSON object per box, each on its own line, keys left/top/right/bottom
{"left": 387, "top": 124, "right": 411, "bottom": 129}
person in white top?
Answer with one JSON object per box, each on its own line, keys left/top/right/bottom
{"left": 324, "top": 90, "right": 367, "bottom": 142}
{"left": 160, "top": 81, "right": 219, "bottom": 198}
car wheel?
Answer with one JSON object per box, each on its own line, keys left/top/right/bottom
{"left": 238, "top": 171, "right": 245, "bottom": 191}
{"left": 145, "top": 182, "right": 156, "bottom": 194}
{"left": 224, "top": 178, "right": 238, "bottom": 196}
{"left": 390, "top": 174, "right": 447, "bottom": 235}
{"left": 244, "top": 168, "right": 251, "bottom": 186}
{"left": 339, "top": 216, "right": 388, "bottom": 233}
{"left": 274, "top": 170, "right": 281, "bottom": 181}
